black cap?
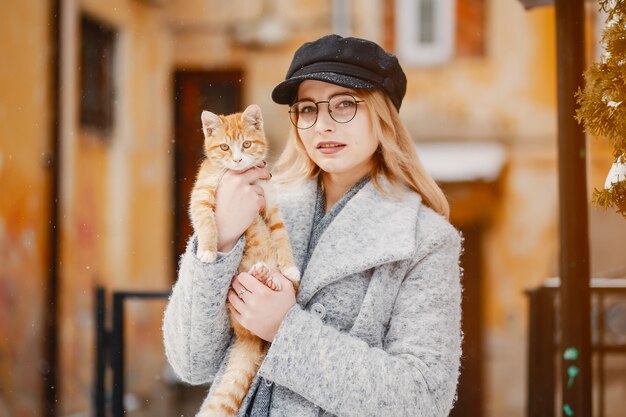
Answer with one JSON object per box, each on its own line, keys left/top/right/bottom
{"left": 272, "top": 34, "right": 407, "bottom": 110}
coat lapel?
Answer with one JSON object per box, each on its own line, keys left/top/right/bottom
{"left": 277, "top": 177, "right": 422, "bottom": 305}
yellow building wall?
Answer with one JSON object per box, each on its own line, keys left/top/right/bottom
{"left": 378, "top": 3, "right": 562, "bottom": 414}
{"left": 166, "top": 1, "right": 626, "bottom": 416}
{"left": 2, "top": 0, "right": 624, "bottom": 416}
{"left": 56, "top": 0, "right": 173, "bottom": 413}
{"left": 0, "top": 1, "right": 52, "bottom": 416}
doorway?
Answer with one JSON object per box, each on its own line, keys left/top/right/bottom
{"left": 450, "top": 222, "right": 484, "bottom": 417}
{"left": 172, "top": 70, "right": 243, "bottom": 272}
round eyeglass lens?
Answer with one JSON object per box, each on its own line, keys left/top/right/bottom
{"left": 289, "top": 94, "right": 361, "bottom": 129}
{"left": 290, "top": 100, "right": 318, "bottom": 129}
{"left": 328, "top": 95, "right": 359, "bottom": 123}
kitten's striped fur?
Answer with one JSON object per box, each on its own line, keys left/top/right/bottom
{"left": 189, "top": 104, "right": 300, "bottom": 417}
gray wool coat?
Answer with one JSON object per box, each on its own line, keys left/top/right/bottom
{"left": 162, "top": 177, "right": 463, "bottom": 417}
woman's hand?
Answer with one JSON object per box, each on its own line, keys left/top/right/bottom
{"left": 228, "top": 271, "right": 296, "bottom": 342}
{"left": 215, "top": 165, "right": 271, "bottom": 252}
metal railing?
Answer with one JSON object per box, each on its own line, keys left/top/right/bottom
{"left": 94, "top": 286, "right": 171, "bottom": 417}
{"left": 527, "top": 278, "right": 626, "bottom": 417}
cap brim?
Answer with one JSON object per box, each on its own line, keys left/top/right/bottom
{"left": 272, "top": 72, "right": 377, "bottom": 105}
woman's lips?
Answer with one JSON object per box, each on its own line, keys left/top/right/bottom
{"left": 316, "top": 141, "right": 346, "bottom": 154}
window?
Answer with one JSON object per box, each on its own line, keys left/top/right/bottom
{"left": 394, "top": 0, "right": 485, "bottom": 66}
{"left": 396, "top": 0, "right": 456, "bottom": 66}
{"left": 80, "top": 14, "right": 117, "bottom": 133}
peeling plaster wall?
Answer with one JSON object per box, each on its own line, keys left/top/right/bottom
{"left": 2, "top": 1, "right": 624, "bottom": 416}
{"left": 0, "top": 1, "right": 52, "bottom": 416}
{"left": 56, "top": 0, "right": 173, "bottom": 413}
{"left": 164, "top": 1, "right": 626, "bottom": 416}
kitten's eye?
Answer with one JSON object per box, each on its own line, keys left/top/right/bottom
{"left": 242, "top": 141, "right": 251, "bottom": 149}
{"left": 219, "top": 143, "right": 229, "bottom": 151}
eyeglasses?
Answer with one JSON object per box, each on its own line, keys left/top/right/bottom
{"left": 289, "top": 93, "right": 365, "bottom": 129}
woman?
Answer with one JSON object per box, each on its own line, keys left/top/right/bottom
{"left": 163, "top": 34, "right": 462, "bottom": 417}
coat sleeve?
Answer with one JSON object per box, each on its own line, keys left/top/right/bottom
{"left": 162, "top": 235, "right": 244, "bottom": 384}
{"left": 258, "top": 224, "right": 462, "bottom": 417}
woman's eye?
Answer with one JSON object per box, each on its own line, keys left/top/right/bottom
{"left": 219, "top": 143, "right": 229, "bottom": 151}
{"left": 336, "top": 99, "right": 355, "bottom": 109}
{"left": 299, "top": 105, "right": 317, "bottom": 114}
{"left": 242, "top": 141, "right": 251, "bottom": 149}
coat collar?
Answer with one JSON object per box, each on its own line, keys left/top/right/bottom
{"left": 276, "top": 176, "right": 422, "bottom": 305}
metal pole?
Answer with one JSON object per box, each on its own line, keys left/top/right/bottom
{"left": 110, "top": 290, "right": 170, "bottom": 416}
{"left": 44, "top": 0, "right": 61, "bottom": 416}
{"left": 94, "top": 287, "right": 106, "bottom": 417}
{"left": 527, "top": 287, "right": 556, "bottom": 417}
{"left": 554, "top": 0, "right": 592, "bottom": 415}
{"left": 111, "top": 293, "right": 125, "bottom": 417}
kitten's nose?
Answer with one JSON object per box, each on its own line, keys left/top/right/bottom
{"left": 233, "top": 158, "right": 242, "bottom": 164}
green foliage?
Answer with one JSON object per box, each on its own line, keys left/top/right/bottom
{"left": 592, "top": 180, "right": 626, "bottom": 217}
{"left": 576, "top": 0, "right": 626, "bottom": 218}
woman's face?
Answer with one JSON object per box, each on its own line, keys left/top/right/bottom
{"left": 295, "top": 80, "right": 378, "bottom": 183}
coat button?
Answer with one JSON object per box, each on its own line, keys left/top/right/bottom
{"left": 310, "top": 303, "right": 326, "bottom": 320}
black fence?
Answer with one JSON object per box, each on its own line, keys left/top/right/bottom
{"left": 527, "top": 278, "right": 626, "bottom": 417}
{"left": 94, "top": 278, "right": 626, "bottom": 416}
{"left": 94, "top": 286, "right": 171, "bottom": 417}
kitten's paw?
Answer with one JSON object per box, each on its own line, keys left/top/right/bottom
{"left": 196, "top": 249, "right": 217, "bottom": 263}
{"left": 281, "top": 266, "right": 301, "bottom": 283}
{"left": 249, "top": 262, "right": 270, "bottom": 282}
{"left": 265, "top": 274, "right": 282, "bottom": 291}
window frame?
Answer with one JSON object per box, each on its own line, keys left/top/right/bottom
{"left": 79, "top": 14, "right": 117, "bottom": 135}
{"left": 395, "top": 0, "right": 457, "bottom": 66}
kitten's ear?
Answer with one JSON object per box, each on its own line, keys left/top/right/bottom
{"left": 201, "top": 111, "right": 221, "bottom": 136}
{"left": 242, "top": 104, "right": 263, "bottom": 130}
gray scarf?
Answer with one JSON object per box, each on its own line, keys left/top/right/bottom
{"left": 246, "top": 175, "right": 370, "bottom": 417}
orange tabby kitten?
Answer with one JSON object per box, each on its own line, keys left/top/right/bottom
{"left": 189, "top": 104, "right": 300, "bottom": 417}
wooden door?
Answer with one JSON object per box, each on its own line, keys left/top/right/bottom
{"left": 172, "top": 70, "right": 243, "bottom": 273}
{"left": 442, "top": 178, "right": 498, "bottom": 417}
{"left": 450, "top": 222, "right": 484, "bottom": 417}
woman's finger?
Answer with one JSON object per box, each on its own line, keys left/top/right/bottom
{"left": 231, "top": 277, "right": 248, "bottom": 296}
{"left": 275, "top": 270, "right": 295, "bottom": 287}
{"left": 233, "top": 273, "right": 258, "bottom": 294}
{"left": 227, "top": 303, "right": 242, "bottom": 323}
{"left": 237, "top": 272, "right": 270, "bottom": 294}
{"left": 256, "top": 194, "right": 266, "bottom": 212}
{"left": 237, "top": 166, "right": 271, "bottom": 183}
{"left": 228, "top": 289, "right": 246, "bottom": 310}
{"left": 250, "top": 184, "right": 265, "bottom": 197}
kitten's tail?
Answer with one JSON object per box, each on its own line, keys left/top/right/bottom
{"left": 197, "top": 335, "right": 267, "bottom": 417}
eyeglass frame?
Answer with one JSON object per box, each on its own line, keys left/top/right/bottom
{"left": 288, "top": 93, "right": 365, "bottom": 129}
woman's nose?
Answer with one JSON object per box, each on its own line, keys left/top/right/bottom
{"left": 314, "top": 105, "right": 335, "bottom": 132}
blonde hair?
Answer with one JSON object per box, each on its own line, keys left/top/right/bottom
{"left": 273, "top": 89, "right": 450, "bottom": 219}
